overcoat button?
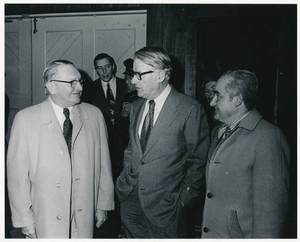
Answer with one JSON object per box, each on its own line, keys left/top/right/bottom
{"left": 56, "top": 215, "right": 62, "bottom": 220}
{"left": 59, "top": 151, "right": 63, "bottom": 155}
{"left": 203, "top": 227, "right": 209, "bottom": 233}
{"left": 207, "top": 193, "right": 213, "bottom": 198}
{"left": 56, "top": 183, "right": 61, "bottom": 188}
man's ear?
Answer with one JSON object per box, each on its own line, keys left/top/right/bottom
{"left": 157, "top": 70, "right": 166, "bottom": 83}
{"left": 45, "top": 81, "right": 55, "bottom": 94}
{"left": 235, "top": 94, "right": 243, "bottom": 107}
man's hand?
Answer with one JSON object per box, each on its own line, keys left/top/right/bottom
{"left": 95, "top": 209, "right": 107, "bottom": 228}
{"left": 21, "top": 224, "right": 37, "bottom": 239}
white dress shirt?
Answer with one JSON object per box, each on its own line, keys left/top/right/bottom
{"left": 138, "top": 84, "right": 172, "bottom": 137}
{"left": 49, "top": 97, "right": 74, "bottom": 130}
{"left": 101, "top": 76, "right": 117, "bottom": 99}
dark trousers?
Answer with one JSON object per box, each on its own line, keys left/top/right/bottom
{"left": 120, "top": 185, "right": 188, "bottom": 238}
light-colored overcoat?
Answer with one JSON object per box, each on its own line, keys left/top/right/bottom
{"left": 7, "top": 98, "right": 114, "bottom": 238}
{"left": 201, "top": 109, "right": 290, "bottom": 238}
{"left": 115, "top": 87, "right": 210, "bottom": 227}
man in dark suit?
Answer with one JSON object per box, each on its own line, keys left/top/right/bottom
{"left": 91, "top": 54, "right": 127, "bottom": 238}
{"left": 92, "top": 53, "right": 127, "bottom": 149}
{"left": 115, "top": 46, "right": 210, "bottom": 238}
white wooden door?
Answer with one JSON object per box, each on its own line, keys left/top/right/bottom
{"left": 5, "top": 19, "right": 32, "bottom": 140}
{"left": 32, "top": 11, "right": 147, "bottom": 104}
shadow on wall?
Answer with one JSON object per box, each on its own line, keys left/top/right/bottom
{"left": 169, "top": 55, "right": 184, "bottom": 93}
{"left": 80, "top": 70, "right": 95, "bottom": 104}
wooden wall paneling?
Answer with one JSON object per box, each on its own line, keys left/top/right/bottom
{"left": 146, "top": 5, "right": 163, "bottom": 47}
{"left": 162, "top": 5, "right": 177, "bottom": 55}
{"left": 184, "top": 17, "right": 197, "bottom": 98}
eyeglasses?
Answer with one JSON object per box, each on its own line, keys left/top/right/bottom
{"left": 50, "top": 79, "right": 85, "bottom": 88}
{"left": 132, "top": 71, "right": 154, "bottom": 81}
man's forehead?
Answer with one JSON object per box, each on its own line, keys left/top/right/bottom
{"left": 205, "top": 81, "right": 216, "bottom": 89}
{"left": 52, "top": 64, "right": 80, "bottom": 78}
{"left": 96, "top": 58, "right": 111, "bottom": 66}
{"left": 215, "top": 76, "right": 230, "bottom": 92}
{"left": 133, "top": 58, "right": 150, "bottom": 69}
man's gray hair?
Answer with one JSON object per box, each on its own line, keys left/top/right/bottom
{"left": 223, "top": 70, "right": 258, "bottom": 110}
{"left": 43, "top": 60, "right": 75, "bottom": 84}
{"left": 134, "top": 46, "right": 172, "bottom": 82}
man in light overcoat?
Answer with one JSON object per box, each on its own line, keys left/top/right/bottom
{"left": 7, "top": 60, "right": 114, "bottom": 238}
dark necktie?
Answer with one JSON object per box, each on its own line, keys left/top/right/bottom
{"left": 140, "top": 100, "right": 155, "bottom": 153}
{"left": 217, "top": 126, "right": 231, "bottom": 146}
{"left": 106, "top": 83, "right": 116, "bottom": 117}
{"left": 63, "top": 108, "right": 73, "bottom": 156}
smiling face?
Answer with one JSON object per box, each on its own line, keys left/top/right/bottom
{"left": 95, "top": 57, "right": 114, "bottom": 82}
{"left": 204, "top": 80, "right": 217, "bottom": 103}
{"left": 131, "top": 58, "right": 162, "bottom": 100}
{"left": 46, "top": 64, "right": 83, "bottom": 108}
{"left": 210, "top": 75, "right": 237, "bottom": 125}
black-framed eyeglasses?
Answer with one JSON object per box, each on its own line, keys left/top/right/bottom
{"left": 132, "top": 71, "right": 154, "bottom": 81}
{"left": 50, "top": 79, "right": 85, "bottom": 88}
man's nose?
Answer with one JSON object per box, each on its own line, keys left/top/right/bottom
{"left": 131, "top": 75, "right": 138, "bottom": 84}
{"left": 75, "top": 81, "right": 83, "bottom": 91}
{"left": 210, "top": 94, "right": 217, "bottom": 107}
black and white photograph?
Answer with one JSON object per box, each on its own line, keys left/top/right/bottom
{"left": 4, "top": 2, "right": 297, "bottom": 239}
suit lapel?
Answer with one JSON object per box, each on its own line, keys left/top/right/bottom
{"left": 95, "top": 80, "right": 111, "bottom": 115}
{"left": 143, "top": 88, "right": 180, "bottom": 155}
{"left": 115, "top": 78, "right": 124, "bottom": 113}
{"left": 132, "top": 99, "right": 146, "bottom": 155}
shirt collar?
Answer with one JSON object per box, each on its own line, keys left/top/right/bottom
{"left": 49, "top": 96, "right": 73, "bottom": 120}
{"left": 218, "top": 111, "right": 250, "bottom": 139}
{"left": 101, "top": 75, "right": 116, "bottom": 85}
{"left": 152, "top": 84, "right": 171, "bottom": 105}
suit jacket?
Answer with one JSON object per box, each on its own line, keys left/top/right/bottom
{"left": 92, "top": 77, "right": 127, "bottom": 141}
{"left": 201, "top": 109, "right": 290, "bottom": 238}
{"left": 7, "top": 98, "right": 114, "bottom": 238}
{"left": 115, "top": 87, "right": 210, "bottom": 227}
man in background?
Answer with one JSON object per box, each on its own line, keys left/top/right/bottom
{"left": 7, "top": 60, "right": 114, "bottom": 238}
{"left": 92, "top": 53, "right": 127, "bottom": 143}
{"left": 201, "top": 70, "right": 290, "bottom": 238}
{"left": 115, "top": 46, "right": 210, "bottom": 238}
{"left": 91, "top": 54, "right": 127, "bottom": 238}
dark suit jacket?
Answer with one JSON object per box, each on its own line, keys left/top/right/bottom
{"left": 115, "top": 86, "right": 210, "bottom": 227}
{"left": 92, "top": 77, "right": 127, "bottom": 143}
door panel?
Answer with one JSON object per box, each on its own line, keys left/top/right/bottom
{"left": 5, "top": 19, "right": 32, "bottom": 140}
{"left": 32, "top": 12, "right": 147, "bottom": 104}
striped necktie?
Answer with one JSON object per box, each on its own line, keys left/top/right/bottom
{"left": 217, "top": 126, "right": 231, "bottom": 146}
{"left": 140, "top": 100, "right": 155, "bottom": 153}
{"left": 63, "top": 108, "right": 72, "bottom": 157}
{"left": 107, "top": 83, "right": 116, "bottom": 117}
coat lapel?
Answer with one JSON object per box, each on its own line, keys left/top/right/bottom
{"left": 40, "top": 98, "right": 88, "bottom": 153}
{"left": 72, "top": 104, "right": 88, "bottom": 146}
{"left": 41, "top": 98, "right": 67, "bottom": 149}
